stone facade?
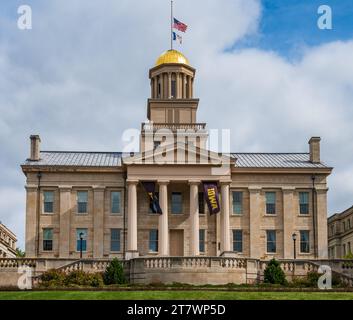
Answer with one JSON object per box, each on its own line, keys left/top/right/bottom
{"left": 328, "top": 205, "right": 353, "bottom": 258}
{"left": 0, "top": 223, "right": 17, "bottom": 258}
{"left": 21, "top": 49, "right": 332, "bottom": 261}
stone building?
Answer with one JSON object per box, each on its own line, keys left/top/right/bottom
{"left": 0, "top": 223, "right": 17, "bottom": 258}
{"left": 328, "top": 205, "right": 353, "bottom": 259}
{"left": 22, "top": 49, "right": 332, "bottom": 260}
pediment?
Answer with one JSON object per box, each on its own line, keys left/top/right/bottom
{"left": 123, "top": 141, "right": 236, "bottom": 166}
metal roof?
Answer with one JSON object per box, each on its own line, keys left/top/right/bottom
{"left": 232, "top": 153, "right": 329, "bottom": 168}
{"left": 22, "top": 151, "right": 330, "bottom": 169}
{"left": 23, "top": 151, "right": 123, "bottom": 167}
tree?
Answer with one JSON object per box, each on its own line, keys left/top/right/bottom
{"left": 264, "top": 258, "right": 287, "bottom": 285}
{"left": 103, "top": 258, "right": 127, "bottom": 285}
{"left": 16, "top": 248, "right": 25, "bottom": 257}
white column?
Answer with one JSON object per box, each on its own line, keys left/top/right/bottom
{"left": 25, "top": 186, "right": 38, "bottom": 258}
{"left": 188, "top": 76, "right": 192, "bottom": 98}
{"left": 282, "top": 187, "right": 295, "bottom": 259}
{"left": 316, "top": 188, "right": 329, "bottom": 259}
{"left": 59, "top": 186, "right": 71, "bottom": 258}
{"left": 189, "top": 180, "right": 200, "bottom": 256}
{"left": 182, "top": 74, "right": 186, "bottom": 98}
{"left": 126, "top": 180, "right": 138, "bottom": 259}
{"left": 93, "top": 186, "right": 105, "bottom": 258}
{"left": 167, "top": 73, "right": 172, "bottom": 99}
{"left": 221, "top": 182, "right": 231, "bottom": 253}
{"left": 249, "top": 186, "right": 262, "bottom": 258}
{"left": 158, "top": 180, "right": 169, "bottom": 256}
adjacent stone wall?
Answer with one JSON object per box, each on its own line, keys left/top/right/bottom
{"left": 1, "top": 258, "right": 353, "bottom": 288}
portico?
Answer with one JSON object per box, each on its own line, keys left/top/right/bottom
{"left": 124, "top": 157, "right": 233, "bottom": 259}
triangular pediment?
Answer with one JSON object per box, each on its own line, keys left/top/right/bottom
{"left": 123, "top": 141, "right": 236, "bottom": 166}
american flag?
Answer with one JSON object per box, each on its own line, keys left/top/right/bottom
{"left": 173, "top": 18, "right": 188, "bottom": 33}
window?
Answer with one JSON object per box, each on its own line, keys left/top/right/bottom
{"left": 343, "top": 221, "right": 346, "bottom": 231}
{"left": 266, "top": 230, "right": 276, "bottom": 253}
{"left": 232, "top": 191, "right": 243, "bottom": 215}
{"left": 199, "top": 229, "right": 205, "bottom": 253}
{"left": 198, "top": 192, "right": 205, "bottom": 214}
{"left": 43, "top": 191, "right": 54, "bottom": 213}
{"left": 348, "top": 242, "right": 351, "bottom": 254}
{"left": 348, "top": 219, "right": 351, "bottom": 229}
{"left": 265, "top": 192, "right": 276, "bottom": 214}
{"left": 110, "top": 229, "right": 121, "bottom": 252}
{"left": 149, "top": 230, "right": 158, "bottom": 252}
{"left": 76, "top": 229, "right": 87, "bottom": 252}
{"left": 77, "top": 191, "right": 88, "bottom": 214}
{"left": 43, "top": 228, "right": 53, "bottom": 251}
{"left": 111, "top": 191, "right": 121, "bottom": 214}
{"left": 171, "top": 192, "right": 182, "bottom": 214}
{"left": 330, "top": 225, "right": 334, "bottom": 236}
{"left": 158, "top": 82, "right": 161, "bottom": 98}
{"left": 300, "top": 230, "right": 310, "bottom": 253}
{"left": 299, "top": 192, "right": 309, "bottom": 214}
{"left": 233, "top": 230, "right": 243, "bottom": 253}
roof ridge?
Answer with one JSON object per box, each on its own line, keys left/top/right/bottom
{"left": 232, "top": 152, "right": 309, "bottom": 155}
{"left": 41, "top": 151, "right": 124, "bottom": 154}
{"left": 41, "top": 151, "right": 310, "bottom": 155}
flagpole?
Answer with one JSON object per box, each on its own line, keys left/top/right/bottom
{"left": 171, "top": 0, "right": 173, "bottom": 50}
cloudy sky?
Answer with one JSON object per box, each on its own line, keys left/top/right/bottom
{"left": 1, "top": 0, "right": 353, "bottom": 249}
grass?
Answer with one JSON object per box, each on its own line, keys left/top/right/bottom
{"left": 0, "top": 291, "right": 353, "bottom": 300}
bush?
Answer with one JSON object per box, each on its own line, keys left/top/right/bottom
{"left": 40, "top": 269, "right": 103, "bottom": 288}
{"left": 64, "top": 270, "right": 104, "bottom": 287}
{"left": 343, "top": 252, "right": 353, "bottom": 259}
{"left": 40, "top": 269, "right": 66, "bottom": 287}
{"left": 103, "top": 258, "right": 127, "bottom": 285}
{"left": 263, "top": 259, "right": 287, "bottom": 285}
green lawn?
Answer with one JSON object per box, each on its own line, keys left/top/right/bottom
{"left": 0, "top": 291, "right": 353, "bottom": 300}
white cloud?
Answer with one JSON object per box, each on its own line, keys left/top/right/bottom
{"left": 0, "top": 0, "right": 352, "bottom": 249}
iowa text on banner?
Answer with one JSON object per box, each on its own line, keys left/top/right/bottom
{"left": 202, "top": 182, "right": 221, "bottom": 215}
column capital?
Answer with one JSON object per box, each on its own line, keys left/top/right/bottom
{"left": 58, "top": 185, "right": 72, "bottom": 192}
{"left": 282, "top": 186, "right": 296, "bottom": 192}
{"left": 248, "top": 186, "right": 262, "bottom": 192}
{"left": 92, "top": 185, "right": 106, "bottom": 191}
{"left": 220, "top": 180, "right": 232, "bottom": 186}
{"left": 126, "top": 179, "right": 139, "bottom": 185}
{"left": 25, "top": 184, "right": 38, "bottom": 191}
{"left": 157, "top": 180, "right": 169, "bottom": 185}
{"left": 188, "top": 179, "right": 201, "bottom": 185}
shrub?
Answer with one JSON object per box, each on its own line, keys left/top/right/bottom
{"left": 40, "top": 269, "right": 103, "bottom": 288}
{"left": 64, "top": 270, "right": 103, "bottom": 287}
{"left": 263, "top": 258, "right": 287, "bottom": 285}
{"left": 40, "top": 269, "right": 66, "bottom": 287}
{"left": 103, "top": 258, "right": 127, "bottom": 285}
{"left": 343, "top": 252, "right": 353, "bottom": 259}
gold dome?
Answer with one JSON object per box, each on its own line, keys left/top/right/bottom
{"left": 155, "top": 50, "right": 190, "bottom": 66}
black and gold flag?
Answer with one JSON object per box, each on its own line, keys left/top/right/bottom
{"left": 203, "top": 181, "right": 221, "bottom": 215}
{"left": 141, "top": 181, "right": 162, "bottom": 214}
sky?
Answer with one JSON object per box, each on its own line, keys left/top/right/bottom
{"left": 1, "top": 0, "right": 353, "bottom": 249}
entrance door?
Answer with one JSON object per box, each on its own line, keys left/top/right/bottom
{"left": 169, "top": 230, "right": 184, "bottom": 256}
